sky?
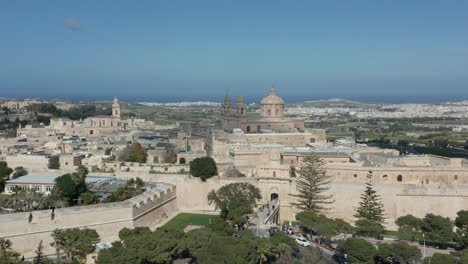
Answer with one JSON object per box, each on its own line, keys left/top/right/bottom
{"left": 1, "top": 0, "right": 468, "bottom": 103}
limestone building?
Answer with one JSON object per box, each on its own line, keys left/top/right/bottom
{"left": 17, "top": 97, "right": 123, "bottom": 138}
{"left": 222, "top": 88, "right": 305, "bottom": 133}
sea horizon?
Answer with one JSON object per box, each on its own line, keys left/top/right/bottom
{"left": 2, "top": 93, "right": 468, "bottom": 105}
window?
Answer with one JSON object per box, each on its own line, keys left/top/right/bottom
{"left": 426, "top": 179, "right": 429, "bottom": 184}
{"left": 290, "top": 160, "right": 294, "bottom": 165}
{"left": 268, "top": 109, "right": 271, "bottom": 116}
{"left": 273, "top": 171, "right": 276, "bottom": 177}
{"left": 397, "top": 175, "right": 403, "bottom": 182}
{"left": 247, "top": 126, "right": 251, "bottom": 132}
{"left": 34, "top": 186, "right": 41, "bottom": 191}
{"left": 354, "top": 174, "right": 357, "bottom": 178}
{"left": 257, "top": 125, "right": 261, "bottom": 130}
{"left": 46, "top": 186, "right": 52, "bottom": 192}
{"left": 454, "top": 175, "right": 458, "bottom": 180}
{"left": 310, "top": 138, "right": 316, "bottom": 143}
{"left": 383, "top": 175, "right": 388, "bottom": 180}
{"left": 90, "top": 130, "right": 94, "bottom": 135}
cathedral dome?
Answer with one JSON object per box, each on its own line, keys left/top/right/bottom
{"left": 261, "top": 88, "right": 284, "bottom": 105}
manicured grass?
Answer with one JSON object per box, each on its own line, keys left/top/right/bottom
{"left": 283, "top": 220, "right": 299, "bottom": 227}
{"left": 164, "top": 213, "right": 221, "bottom": 229}
{"left": 383, "top": 230, "right": 414, "bottom": 241}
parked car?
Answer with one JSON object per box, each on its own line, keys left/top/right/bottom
{"left": 332, "top": 254, "right": 351, "bottom": 264}
{"left": 319, "top": 237, "right": 335, "bottom": 248}
{"left": 295, "top": 237, "right": 311, "bottom": 247}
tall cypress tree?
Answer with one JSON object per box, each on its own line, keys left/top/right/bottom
{"left": 354, "top": 173, "right": 386, "bottom": 225}
{"left": 291, "top": 156, "right": 334, "bottom": 212}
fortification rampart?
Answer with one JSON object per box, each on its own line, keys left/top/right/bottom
{"left": 0, "top": 184, "right": 177, "bottom": 257}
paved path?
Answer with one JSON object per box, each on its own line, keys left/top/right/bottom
{"left": 248, "top": 200, "right": 279, "bottom": 238}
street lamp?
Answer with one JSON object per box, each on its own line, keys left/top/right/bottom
{"left": 422, "top": 233, "right": 426, "bottom": 259}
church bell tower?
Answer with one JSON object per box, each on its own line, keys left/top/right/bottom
{"left": 112, "top": 96, "right": 121, "bottom": 119}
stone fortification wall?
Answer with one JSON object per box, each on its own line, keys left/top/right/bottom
{"left": 0, "top": 184, "right": 177, "bottom": 257}
{"left": 327, "top": 165, "right": 468, "bottom": 185}
{"left": 114, "top": 173, "right": 468, "bottom": 231}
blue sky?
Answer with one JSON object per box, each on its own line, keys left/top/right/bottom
{"left": 1, "top": 0, "right": 467, "bottom": 102}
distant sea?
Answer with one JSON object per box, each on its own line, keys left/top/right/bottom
{"left": 14, "top": 94, "right": 467, "bottom": 104}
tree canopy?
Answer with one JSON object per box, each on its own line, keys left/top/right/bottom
{"left": 291, "top": 156, "right": 334, "bottom": 212}
{"left": 375, "top": 241, "right": 421, "bottom": 264}
{"left": 51, "top": 228, "right": 100, "bottom": 263}
{"left": 104, "top": 178, "right": 144, "bottom": 203}
{"left": 0, "top": 161, "right": 13, "bottom": 192}
{"left": 395, "top": 214, "right": 423, "bottom": 241}
{"left": 53, "top": 167, "right": 88, "bottom": 205}
{"left": 339, "top": 237, "right": 377, "bottom": 264}
{"left": 119, "top": 143, "right": 147, "bottom": 163}
{"left": 48, "top": 155, "right": 60, "bottom": 170}
{"left": 455, "top": 210, "right": 468, "bottom": 247}
{"left": 189, "top": 157, "right": 218, "bottom": 181}
{"left": 0, "top": 238, "right": 20, "bottom": 264}
{"left": 421, "top": 213, "right": 454, "bottom": 245}
{"left": 207, "top": 182, "right": 261, "bottom": 225}
{"left": 98, "top": 226, "right": 187, "bottom": 264}
{"left": 296, "top": 211, "right": 353, "bottom": 238}
{"left": 354, "top": 173, "right": 386, "bottom": 237}
{"left": 11, "top": 166, "right": 28, "bottom": 179}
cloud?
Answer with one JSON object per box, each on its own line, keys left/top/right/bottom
{"left": 64, "top": 18, "right": 82, "bottom": 31}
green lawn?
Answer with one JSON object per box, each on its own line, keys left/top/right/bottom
{"left": 164, "top": 213, "right": 221, "bottom": 229}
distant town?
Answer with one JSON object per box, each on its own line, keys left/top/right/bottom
{"left": 0, "top": 90, "right": 468, "bottom": 264}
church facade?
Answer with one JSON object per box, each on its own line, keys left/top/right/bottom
{"left": 221, "top": 88, "right": 305, "bottom": 133}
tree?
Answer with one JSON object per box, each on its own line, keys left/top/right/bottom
{"left": 291, "top": 156, "right": 333, "bottom": 212}
{"left": 395, "top": 214, "right": 423, "bottom": 241}
{"left": 0, "top": 161, "right": 13, "bottom": 192}
{"left": 98, "top": 226, "right": 187, "bottom": 264}
{"left": 376, "top": 241, "right": 421, "bottom": 264}
{"left": 184, "top": 228, "right": 260, "bottom": 264}
{"left": 269, "top": 232, "right": 299, "bottom": 254}
{"left": 421, "top": 213, "right": 454, "bottom": 246}
{"left": 104, "top": 178, "right": 144, "bottom": 203}
{"left": 355, "top": 218, "right": 384, "bottom": 238}
{"left": 53, "top": 172, "right": 87, "bottom": 205}
{"left": 190, "top": 157, "right": 217, "bottom": 181}
{"left": 3, "top": 189, "right": 54, "bottom": 212}
{"left": 0, "top": 238, "right": 20, "bottom": 264}
{"left": 79, "top": 192, "right": 99, "bottom": 205}
{"left": 51, "top": 228, "right": 100, "bottom": 263}
{"left": 423, "top": 253, "right": 458, "bottom": 264}
{"left": 207, "top": 182, "right": 261, "bottom": 225}
{"left": 354, "top": 173, "right": 386, "bottom": 236}
{"left": 455, "top": 210, "right": 468, "bottom": 247}
{"left": 48, "top": 155, "right": 60, "bottom": 169}
{"left": 339, "top": 237, "right": 377, "bottom": 263}
{"left": 296, "top": 211, "right": 338, "bottom": 238}
{"left": 11, "top": 166, "right": 28, "bottom": 179}
{"left": 334, "top": 218, "right": 355, "bottom": 234}
{"left": 33, "top": 240, "right": 53, "bottom": 264}
{"left": 459, "top": 249, "right": 468, "bottom": 264}
{"left": 119, "top": 143, "right": 147, "bottom": 163}
{"left": 76, "top": 165, "right": 88, "bottom": 179}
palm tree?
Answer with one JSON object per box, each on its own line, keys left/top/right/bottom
{"left": 257, "top": 241, "right": 273, "bottom": 264}
{"left": 274, "top": 243, "right": 290, "bottom": 258}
